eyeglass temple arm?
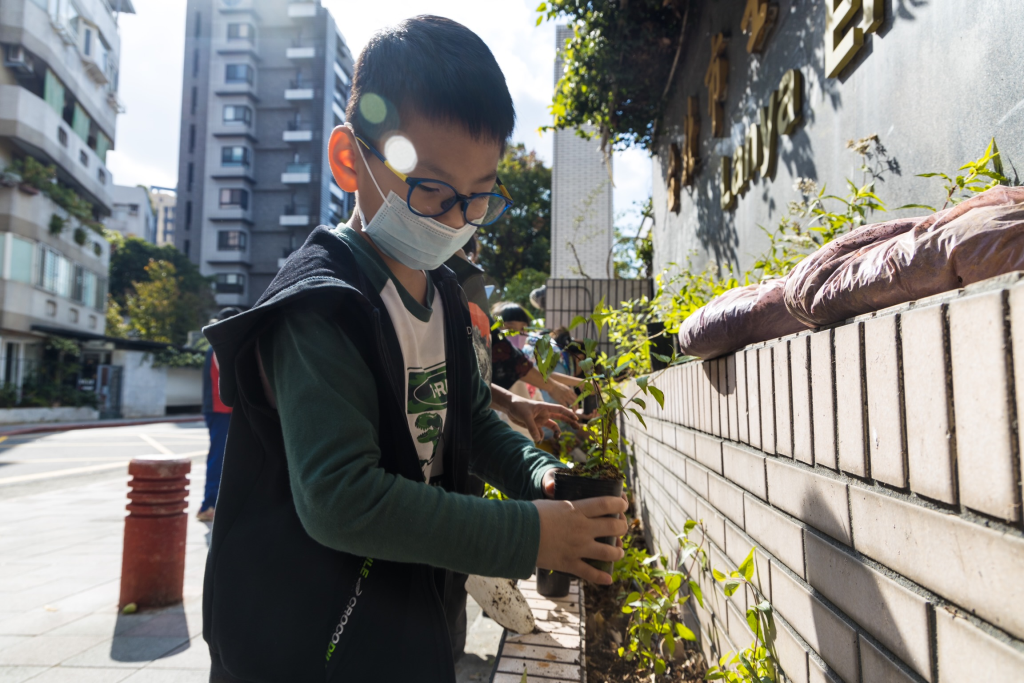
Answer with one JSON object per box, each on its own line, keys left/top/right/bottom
{"left": 355, "top": 136, "right": 410, "bottom": 182}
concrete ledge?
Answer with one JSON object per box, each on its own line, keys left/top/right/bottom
{"left": 0, "top": 406, "right": 99, "bottom": 425}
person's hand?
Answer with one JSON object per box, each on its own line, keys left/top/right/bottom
{"left": 545, "top": 380, "right": 577, "bottom": 409}
{"left": 533, "top": 496, "right": 628, "bottom": 584}
{"left": 541, "top": 468, "right": 559, "bottom": 498}
{"left": 506, "top": 396, "right": 581, "bottom": 442}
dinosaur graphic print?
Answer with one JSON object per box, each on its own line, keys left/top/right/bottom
{"left": 407, "top": 361, "right": 447, "bottom": 475}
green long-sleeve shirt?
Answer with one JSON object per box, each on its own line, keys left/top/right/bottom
{"left": 259, "top": 228, "right": 561, "bottom": 579}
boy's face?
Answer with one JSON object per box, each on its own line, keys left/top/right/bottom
{"left": 329, "top": 114, "right": 504, "bottom": 231}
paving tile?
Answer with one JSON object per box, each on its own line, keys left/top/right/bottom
{"left": 804, "top": 533, "right": 932, "bottom": 679}
{"left": 746, "top": 349, "right": 762, "bottom": 449}
{"left": 834, "top": 323, "right": 867, "bottom": 477}
{"left": 864, "top": 315, "right": 907, "bottom": 488}
{"left": 138, "top": 635, "right": 210, "bottom": 671}
{"left": 900, "top": 304, "right": 956, "bottom": 504}
{"left": 500, "top": 642, "right": 580, "bottom": 664}
{"left": 118, "top": 671, "right": 208, "bottom": 683}
{"left": 774, "top": 341, "right": 793, "bottom": 458}
{"left": 935, "top": 609, "right": 1024, "bottom": 683}
{"left": 61, "top": 637, "right": 189, "bottom": 668}
{"left": 790, "top": 335, "right": 814, "bottom": 465}
{"left": 0, "top": 638, "right": 29, "bottom": 654}
{"left": 769, "top": 562, "right": 859, "bottom": 683}
{"left": 22, "top": 667, "right": 136, "bottom": 683}
{"left": 0, "top": 667, "right": 49, "bottom": 683}
{"left": 949, "top": 291, "right": 1020, "bottom": 521}
{"left": 736, "top": 350, "right": 750, "bottom": 444}
{"left": 0, "top": 610, "right": 93, "bottom": 637}
{"left": 859, "top": 635, "right": 916, "bottom": 683}
{"left": 759, "top": 347, "right": 776, "bottom": 454}
{"left": 497, "top": 656, "right": 580, "bottom": 680}
{"left": 765, "top": 459, "right": 851, "bottom": 545}
{"left": 0, "top": 634, "right": 108, "bottom": 666}
{"left": 850, "top": 487, "right": 1024, "bottom": 641}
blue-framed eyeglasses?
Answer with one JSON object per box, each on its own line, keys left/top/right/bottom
{"left": 356, "top": 136, "right": 514, "bottom": 227}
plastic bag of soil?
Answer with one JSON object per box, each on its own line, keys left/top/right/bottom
{"left": 677, "top": 276, "right": 812, "bottom": 359}
{"left": 784, "top": 186, "right": 1024, "bottom": 327}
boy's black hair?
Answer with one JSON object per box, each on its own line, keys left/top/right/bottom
{"left": 492, "top": 302, "right": 532, "bottom": 325}
{"left": 462, "top": 234, "right": 478, "bottom": 258}
{"left": 346, "top": 16, "right": 515, "bottom": 147}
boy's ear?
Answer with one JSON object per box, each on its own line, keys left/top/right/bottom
{"left": 328, "top": 126, "right": 359, "bottom": 193}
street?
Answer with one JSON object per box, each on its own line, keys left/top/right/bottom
{"left": 0, "top": 421, "right": 212, "bottom": 681}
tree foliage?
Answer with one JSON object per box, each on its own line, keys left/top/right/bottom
{"left": 108, "top": 237, "right": 213, "bottom": 345}
{"left": 476, "top": 143, "right": 552, "bottom": 287}
{"left": 538, "top": 0, "right": 688, "bottom": 151}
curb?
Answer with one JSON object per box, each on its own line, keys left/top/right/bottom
{"left": 0, "top": 415, "right": 205, "bottom": 437}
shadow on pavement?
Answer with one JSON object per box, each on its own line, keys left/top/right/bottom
{"left": 111, "top": 602, "right": 192, "bottom": 662}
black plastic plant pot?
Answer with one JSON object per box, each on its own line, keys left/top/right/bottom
{"left": 647, "top": 321, "right": 677, "bottom": 371}
{"left": 535, "top": 567, "right": 571, "bottom": 598}
{"left": 553, "top": 470, "right": 625, "bottom": 576}
{"left": 581, "top": 393, "right": 599, "bottom": 419}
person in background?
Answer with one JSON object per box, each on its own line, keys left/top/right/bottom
{"left": 197, "top": 307, "right": 240, "bottom": 523}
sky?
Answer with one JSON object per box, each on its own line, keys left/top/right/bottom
{"left": 105, "top": 0, "right": 652, "bottom": 231}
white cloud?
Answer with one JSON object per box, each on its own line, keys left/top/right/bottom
{"left": 110, "top": 1, "right": 651, "bottom": 221}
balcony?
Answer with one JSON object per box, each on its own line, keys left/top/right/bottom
{"left": 284, "top": 88, "right": 314, "bottom": 101}
{"left": 281, "top": 163, "right": 312, "bottom": 184}
{"left": 286, "top": 46, "right": 315, "bottom": 60}
{"left": 287, "top": 2, "right": 316, "bottom": 19}
{"left": 0, "top": 85, "right": 112, "bottom": 211}
{"left": 280, "top": 204, "right": 311, "bottom": 226}
{"left": 283, "top": 128, "right": 313, "bottom": 142}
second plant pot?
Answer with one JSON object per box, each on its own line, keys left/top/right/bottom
{"left": 553, "top": 469, "right": 624, "bottom": 576}
{"left": 535, "top": 567, "right": 572, "bottom": 598}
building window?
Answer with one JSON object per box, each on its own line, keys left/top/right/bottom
{"left": 79, "top": 150, "right": 88, "bottom": 167}
{"left": 69, "top": 308, "right": 79, "bottom": 324}
{"left": 72, "top": 265, "right": 84, "bottom": 302}
{"left": 10, "top": 237, "right": 33, "bottom": 284}
{"left": 46, "top": 300, "right": 57, "bottom": 318}
{"left": 39, "top": 247, "right": 71, "bottom": 297}
{"left": 194, "top": 11, "right": 201, "bottom": 37}
{"left": 128, "top": 204, "right": 139, "bottom": 217}
{"left": 97, "top": 168, "right": 106, "bottom": 184}
{"left": 184, "top": 239, "right": 191, "bottom": 256}
{"left": 185, "top": 200, "right": 192, "bottom": 230}
{"left": 221, "top": 146, "right": 250, "bottom": 167}
{"left": 225, "top": 64, "right": 253, "bottom": 85}
{"left": 82, "top": 270, "right": 97, "bottom": 308}
{"left": 217, "top": 230, "right": 247, "bottom": 251}
{"left": 223, "top": 105, "right": 252, "bottom": 125}
{"left": 219, "top": 188, "right": 248, "bottom": 209}
{"left": 215, "top": 273, "right": 245, "bottom": 294}
{"left": 192, "top": 48, "right": 199, "bottom": 77}
{"left": 188, "top": 124, "right": 196, "bottom": 152}
{"left": 227, "top": 23, "right": 254, "bottom": 41}
{"left": 187, "top": 162, "right": 194, "bottom": 191}
{"left": 58, "top": 127, "right": 68, "bottom": 147}
{"left": 191, "top": 86, "right": 197, "bottom": 115}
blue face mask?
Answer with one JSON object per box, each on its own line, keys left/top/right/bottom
{"left": 354, "top": 136, "right": 476, "bottom": 271}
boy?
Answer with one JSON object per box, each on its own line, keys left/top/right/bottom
{"left": 202, "top": 16, "right": 626, "bottom": 683}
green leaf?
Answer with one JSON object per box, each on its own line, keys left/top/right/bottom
{"left": 567, "top": 315, "right": 587, "bottom": 331}
{"left": 723, "top": 578, "right": 742, "bottom": 597}
{"left": 535, "top": 2, "right": 546, "bottom": 11}
{"left": 684, "top": 520, "right": 698, "bottom": 533}
{"left": 631, "top": 396, "right": 647, "bottom": 409}
{"left": 535, "top": 15, "right": 543, "bottom": 26}
{"left": 712, "top": 568, "right": 728, "bottom": 582}
{"left": 666, "top": 574, "right": 682, "bottom": 596}
{"left": 677, "top": 622, "right": 696, "bottom": 641}
{"left": 655, "top": 659, "right": 667, "bottom": 675}
{"left": 642, "top": 554, "right": 660, "bottom": 566}
{"left": 649, "top": 385, "right": 665, "bottom": 409}
{"left": 688, "top": 580, "right": 704, "bottom": 607}
{"left": 738, "top": 547, "right": 756, "bottom": 581}
{"left": 520, "top": 668, "right": 528, "bottom": 683}
{"left": 628, "top": 408, "right": 647, "bottom": 429}
{"left": 747, "top": 608, "right": 759, "bottom": 635}
{"left": 625, "top": 591, "right": 640, "bottom": 604}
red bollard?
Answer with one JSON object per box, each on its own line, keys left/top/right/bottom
{"left": 119, "top": 456, "right": 191, "bottom": 609}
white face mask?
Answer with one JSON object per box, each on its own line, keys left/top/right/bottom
{"left": 353, "top": 130, "right": 476, "bottom": 271}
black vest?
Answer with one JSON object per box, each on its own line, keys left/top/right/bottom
{"left": 202, "top": 227, "right": 476, "bottom": 682}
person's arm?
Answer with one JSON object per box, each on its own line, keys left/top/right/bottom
{"left": 262, "top": 309, "right": 544, "bottom": 578}
{"left": 550, "top": 371, "right": 583, "bottom": 387}
{"left": 521, "top": 365, "right": 578, "bottom": 408}
{"left": 490, "top": 384, "right": 580, "bottom": 442}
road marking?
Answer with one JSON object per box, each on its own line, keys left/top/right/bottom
{"left": 138, "top": 434, "right": 175, "bottom": 455}
{"left": 0, "top": 450, "right": 206, "bottom": 485}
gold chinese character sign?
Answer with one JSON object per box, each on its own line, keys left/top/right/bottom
{"left": 741, "top": 0, "right": 778, "bottom": 53}
{"left": 704, "top": 33, "right": 729, "bottom": 138}
{"left": 825, "top": 0, "right": 884, "bottom": 78}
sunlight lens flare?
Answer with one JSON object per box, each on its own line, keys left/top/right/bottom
{"left": 383, "top": 135, "right": 418, "bottom": 174}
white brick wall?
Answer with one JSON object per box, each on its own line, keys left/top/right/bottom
{"left": 624, "top": 274, "right": 1024, "bottom": 683}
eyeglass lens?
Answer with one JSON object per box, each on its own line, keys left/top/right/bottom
{"left": 408, "top": 180, "right": 508, "bottom": 226}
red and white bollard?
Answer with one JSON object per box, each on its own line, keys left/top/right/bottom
{"left": 118, "top": 456, "right": 191, "bottom": 610}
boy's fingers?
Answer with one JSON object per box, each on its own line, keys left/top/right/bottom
{"left": 585, "top": 541, "right": 625, "bottom": 563}
{"left": 588, "top": 515, "right": 628, "bottom": 539}
{"left": 571, "top": 561, "right": 613, "bottom": 586}
{"left": 573, "top": 495, "right": 628, "bottom": 518}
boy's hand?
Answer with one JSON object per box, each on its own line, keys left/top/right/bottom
{"left": 532, "top": 496, "right": 628, "bottom": 585}
{"left": 507, "top": 397, "right": 580, "bottom": 442}
{"left": 540, "top": 469, "right": 628, "bottom": 550}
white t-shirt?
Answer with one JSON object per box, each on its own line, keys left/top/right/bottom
{"left": 378, "top": 278, "right": 447, "bottom": 483}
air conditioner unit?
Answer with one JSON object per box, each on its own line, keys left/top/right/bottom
{"left": 3, "top": 45, "right": 34, "bottom": 75}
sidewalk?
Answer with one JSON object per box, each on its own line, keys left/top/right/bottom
{"left": 0, "top": 415, "right": 204, "bottom": 437}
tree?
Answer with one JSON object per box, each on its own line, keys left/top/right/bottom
{"left": 477, "top": 144, "right": 551, "bottom": 289}
{"left": 107, "top": 236, "right": 214, "bottom": 345}
{"left": 613, "top": 197, "right": 654, "bottom": 279}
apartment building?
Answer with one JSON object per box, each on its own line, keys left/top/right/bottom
{"left": 150, "top": 186, "right": 176, "bottom": 246}
{"left": 105, "top": 183, "right": 155, "bottom": 243}
{"left": 174, "top": 0, "right": 355, "bottom": 308}
{"left": 0, "top": 0, "right": 131, "bottom": 386}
